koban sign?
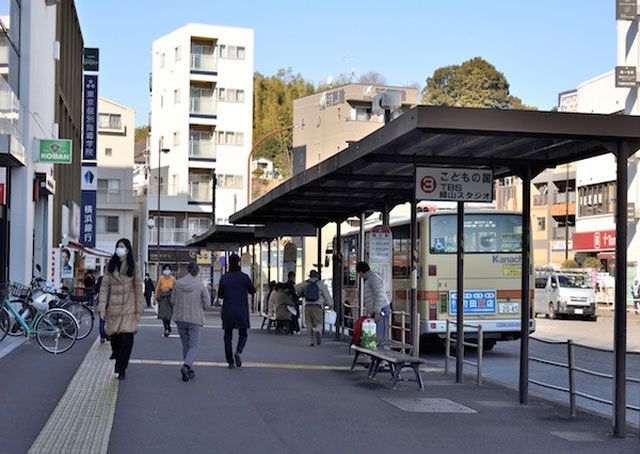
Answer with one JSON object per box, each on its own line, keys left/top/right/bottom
{"left": 415, "top": 167, "right": 493, "bottom": 202}
{"left": 39, "top": 139, "right": 72, "bottom": 164}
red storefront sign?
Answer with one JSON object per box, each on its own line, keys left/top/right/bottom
{"left": 573, "top": 230, "right": 616, "bottom": 251}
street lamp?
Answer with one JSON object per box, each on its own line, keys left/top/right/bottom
{"left": 156, "top": 144, "right": 170, "bottom": 279}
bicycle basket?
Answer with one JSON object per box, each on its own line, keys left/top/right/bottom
{"left": 9, "top": 282, "right": 30, "bottom": 299}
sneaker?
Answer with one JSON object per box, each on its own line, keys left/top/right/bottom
{"left": 309, "top": 343, "right": 315, "bottom": 347}
{"left": 109, "top": 353, "right": 116, "bottom": 360}
{"left": 228, "top": 363, "right": 235, "bottom": 369}
{"left": 163, "top": 330, "right": 170, "bottom": 338}
{"left": 180, "top": 365, "right": 190, "bottom": 382}
{"left": 234, "top": 353, "right": 242, "bottom": 368}
{"left": 117, "top": 372, "right": 126, "bottom": 381}
{"left": 188, "top": 368, "right": 195, "bottom": 380}
{"left": 315, "top": 332, "right": 322, "bottom": 346}
{"left": 100, "top": 338, "right": 105, "bottom": 344}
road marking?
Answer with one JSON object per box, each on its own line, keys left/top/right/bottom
{"left": 138, "top": 323, "right": 222, "bottom": 329}
{"left": 29, "top": 339, "right": 118, "bottom": 454}
{"left": 129, "top": 358, "right": 352, "bottom": 371}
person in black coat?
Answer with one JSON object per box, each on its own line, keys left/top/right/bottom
{"left": 219, "top": 254, "right": 255, "bottom": 369}
{"left": 143, "top": 273, "right": 154, "bottom": 308}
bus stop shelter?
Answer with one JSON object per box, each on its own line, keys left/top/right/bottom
{"left": 230, "top": 105, "right": 640, "bottom": 437}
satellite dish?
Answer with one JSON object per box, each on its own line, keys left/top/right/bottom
{"left": 363, "top": 85, "right": 373, "bottom": 97}
{"left": 326, "top": 75, "right": 333, "bottom": 86}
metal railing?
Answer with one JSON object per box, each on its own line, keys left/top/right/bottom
{"left": 147, "top": 228, "right": 203, "bottom": 246}
{"left": 190, "top": 96, "right": 216, "bottom": 115}
{"left": 529, "top": 337, "right": 640, "bottom": 418}
{"left": 190, "top": 51, "right": 217, "bottom": 72}
{"left": 189, "top": 139, "right": 216, "bottom": 159}
{"left": 96, "top": 189, "right": 139, "bottom": 204}
{"left": 444, "top": 319, "right": 484, "bottom": 385}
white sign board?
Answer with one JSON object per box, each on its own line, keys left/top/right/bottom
{"left": 369, "top": 226, "right": 393, "bottom": 302}
{"left": 81, "top": 165, "right": 98, "bottom": 191}
{"left": 415, "top": 167, "right": 493, "bottom": 202}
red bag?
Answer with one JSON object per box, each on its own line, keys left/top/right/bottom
{"left": 352, "top": 316, "right": 369, "bottom": 345}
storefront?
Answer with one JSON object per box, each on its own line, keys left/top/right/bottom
{"left": 573, "top": 229, "right": 616, "bottom": 273}
{"left": 147, "top": 247, "right": 212, "bottom": 286}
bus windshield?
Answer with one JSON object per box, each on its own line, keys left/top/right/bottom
{"left": 430, "top": 214, "right": 522, "bottom": 254}
{"left": 557, "top": 273, "right": 591, "bottom": 289}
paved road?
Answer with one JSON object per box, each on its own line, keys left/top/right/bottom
{"left": 423, "top": 316, "right": 640, "bottom": 425}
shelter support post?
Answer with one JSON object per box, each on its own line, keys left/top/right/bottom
{"left": 317, "top": 227, "right": 322, "bottom": 279}
{"left": 382, "top": 203, "right": 390, "bottom": 226}
{"left": 334, "top": 220, "right": 342, "bottom": 340}
{"left": 410, "top": 200, "right": 419, "bottom": 357}
{"left": 456, "top": 201, "right": 464, "bottom": 383}
{"left": 251, "top": 243, "right": 256, "bottom": 312}
{"left": 276, "top": 237, "right": 281, "bottom": 281}
{"left": 359, "top": 212, "right": 366, "bottom": 317}
{"left": 519, "top": 167, "right": 532, "bottom": 404}
{"left": 613, "top": 142, "right": 629, "bottom": 438}
{"left": 267, "top": 240, "right": 271, "bottom": 283}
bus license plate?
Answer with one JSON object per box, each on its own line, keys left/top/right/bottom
{"left": 498, "top": 302, "right": 519, "bottom": 314}
{"left": 574, "top": 308, "right": 583, "bottom": 315}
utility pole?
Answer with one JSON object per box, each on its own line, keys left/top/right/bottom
{"left": 156, "top": 142, "right": 170, "bottom": 279}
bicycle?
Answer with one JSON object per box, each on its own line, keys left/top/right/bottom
{"left": 0, "top": 283, "right": 79, "bottom": 354}
{"left": 53, "top": 287, "right": 94, "bottom": 340}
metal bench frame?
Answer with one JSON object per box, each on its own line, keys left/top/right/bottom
{"left": 350, "top": 345, "right": 424, "bottom": 390}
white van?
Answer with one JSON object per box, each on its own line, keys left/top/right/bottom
{"left": 534, "top": 271, "right": 597, "bottom": 321}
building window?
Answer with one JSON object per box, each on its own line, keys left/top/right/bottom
{"left": 96, "top": 216, "right": 119, "bottom": 234}
{"left": 97, "top": 179, "right": 121, "bottom": 194}
{"left": 98, "top": 114, "right": 122, "bottom": 130}
{"left": 160, "top": 52, "right": 165, "bottom": 67}
{"left": 175, "top": 45, "right": 181, "bottom": 61}
{"left": 188, "top": 217, "right": 211, "bottom": 235}
{"left": 217, "top": 174, "right": 244, "bottom": 189}
{"left": 219, "top": 44, "right": 246, "bottom": 60}
{"left": 537, "top": 217, "right": 546, "bottom": 231}
{"left": 218, "top": 88, "right": 244, "bottom": 103}
{"left": 105, "top": 148, "right": 112, "bottom": 157}
{"left": 215, "top": 130, "right": 244, "bottom": 146}
{"left": 578, "top": 182, "right": 616, "bottom": 217}
{"left": 174, "top": 89, "right": 180, "bottom": 104}
{"left": 173, "top": 132, "right": 180, "bottom": 146}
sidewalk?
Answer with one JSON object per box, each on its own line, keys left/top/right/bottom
{"left": 1, "top": 309, "right": 638, "bottom": 453}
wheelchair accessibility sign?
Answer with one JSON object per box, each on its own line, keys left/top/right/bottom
{"left": 449, "top": 289, "right": 497, "bottom": 315}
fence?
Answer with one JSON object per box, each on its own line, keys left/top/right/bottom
{"left": 444, "top": 319, "right": 484, "bottom": 386}
{"left": 529, "top": 337, "right": 640, "bottom": 420}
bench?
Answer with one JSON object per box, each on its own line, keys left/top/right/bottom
{"left": 350, "top": 344, "right": 424, "bottom": 390}
{"left": 260, "top": 312, "right": 294, "bottom": 335}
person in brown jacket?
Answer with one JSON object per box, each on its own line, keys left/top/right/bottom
{"left": 171, "top": 261, "right": 209, "bottom": 382}
{"left": 98, "top": 238, "right": 143, "bottom": 381}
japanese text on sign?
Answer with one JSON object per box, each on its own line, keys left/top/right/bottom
{"left": 449, "top": 289, "right": 497, "bottom": 315}
{"left": 80, "top": 191, "right": 96, "bottom": 247}
{"left": 415, "top": 167, "right": 493, "bottom": 202}
{"left": 83, "top": 75, "right": 98, "bottom": 161}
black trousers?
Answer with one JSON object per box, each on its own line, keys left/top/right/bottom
{"left": 145, "top": 294, "right": 152, "bottom": 307}
{"left": 111, "top": 333, "right": 134, "bottom": 374}
{"left": 162, "top": 319, "right": 171, "bottom": 332}
{"left": 224, "top": 328, "right": 247, "bottom": 364}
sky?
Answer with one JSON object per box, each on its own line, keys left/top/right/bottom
{"left": 75, "top": 0, "right": 616, "bottom": 126}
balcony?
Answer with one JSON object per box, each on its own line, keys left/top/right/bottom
{"left": 190, "top": 96, "right": 216, "bottom": 117}
{"left": 97, "top": 189, "right": 139, "bottom": 207}
{"left": 189, "top": 138, "right": 216, "bottom": 159}
{"left": 191, "top": 50, "right": 217, "bottom": 73}
{"left": 188, "top": 184, "right": 213, "bottom": 202}
{"left": 0, "top": 73, "right": 24, "bottom": 167}
{"left": 148, "top": 227, "right": 206, "bottom": 246}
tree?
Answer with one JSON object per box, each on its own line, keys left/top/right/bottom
{"left": 582, "top": 257, "right": 603, "bottom": 271}
{"left": 357, "top": 71, "right": 387, "bottom": 85}
{"left": 134, "top": 126, "right": 150, "bottom": 163}
{"left": 253, "top": 68, "right": 315, "bottom": 178}
{"left": 562, "top": 259, "right": 579, "bottom": 269}
{"left": 422, "top": 57, "right": 536, "bottom": 110}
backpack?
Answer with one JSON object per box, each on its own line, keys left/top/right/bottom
{"left": 305, "top": 280, "right": 320, "bottom": 302}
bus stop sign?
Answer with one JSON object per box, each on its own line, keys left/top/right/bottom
{"left": 416, "top": 167, "right": 493, "bottom": 202}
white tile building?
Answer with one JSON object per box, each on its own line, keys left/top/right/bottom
{"left": 143, "top": 23, "right": 254, "bottom": 276}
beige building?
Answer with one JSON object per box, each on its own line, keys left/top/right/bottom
{"left": 96, "top": 97, "right": 138, "bottom": 257}
{"left": 291, "top": 84, "right": 418, "bottom": 278}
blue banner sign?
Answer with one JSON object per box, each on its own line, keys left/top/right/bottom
{"left": 449, "top": 289, "right": 497, "bottom": 315}
{"left": 80, "top": 190, "right": 96, "bottom": 247}
{"left": 82, "top": 75, "right": 98, "bottom": 161}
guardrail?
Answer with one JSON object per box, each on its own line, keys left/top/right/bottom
{"left": 444, "top": 319, "right": 484, "bottom": 385}
{"left": 389, "top": 310, "right": 413, "bottom": 355}
{"left": 529, "top": 337, "right": 640, "bottom": 419}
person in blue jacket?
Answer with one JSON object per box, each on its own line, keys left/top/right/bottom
{"left": 218, "top": 254, "right": 256, "bottom": 369}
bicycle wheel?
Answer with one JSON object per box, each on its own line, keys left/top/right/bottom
{"left": 0, "top": 307, "right": 10, "bottom": 342}
{"left": 5, "top": 300, "right": 28, "bottom": 337}
{"left": 64, "top": 302, "right": 94, "bottom": 340}
{"left": 35, "top": 308, "right": 78, "bottom": 354}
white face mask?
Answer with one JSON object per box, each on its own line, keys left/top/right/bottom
{"left": 115, "top": 247, "right": 127, "bottom": 258}
{"left": 163, "top": 270, "right": 171, "bottom": 277}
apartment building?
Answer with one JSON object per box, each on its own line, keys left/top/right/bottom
{"left": 292, "top": 84, "right": 418, "bottom": 277}
{"left": 95, "top": 97, "right": 138, "bottom": 258}
{"left": 143, "top": 24, "right": 254, "bottom": 278}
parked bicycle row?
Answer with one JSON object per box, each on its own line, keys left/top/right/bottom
{"left": 0, "top": 265, "right": 96, "bottom": 354}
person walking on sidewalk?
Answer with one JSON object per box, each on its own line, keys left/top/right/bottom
{"left": 296, "top": 270, "right": 332, "bottom": 347}
{"left": 219, "top": 254, "right": 255, "bottom": 369}
{"left": 172, "top": 261, "right": 209, "bottom": 382}
{"left": 98, "top": 238, "right": 143, "bottom": 381}
{"left": 144, "top": 273, "right": 154, "bottom": 308}
{"left": 632, "top": 279, "right": 640, "bottom": 315}
{"left": 286, "top": 271, "right": 301, "bottom": 333}
{"left": 155, "top": 265, "right": 176, "bottom": 337}
{"left": 357, "top": 261, "right": 391, "bottom": 350}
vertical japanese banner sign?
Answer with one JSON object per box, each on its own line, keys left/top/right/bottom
{"left": 81, "top": 74, "right": 98, "bottom": 247}
{"left": 369, "top": 226, "right": 393, "bottom": 302}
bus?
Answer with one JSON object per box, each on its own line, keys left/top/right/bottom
{"left": 337, "top": 210, "right": 535, "bottom": 350}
